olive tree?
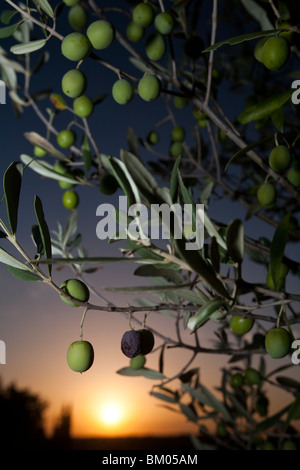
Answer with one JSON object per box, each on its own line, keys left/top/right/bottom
{"left": 0, "top": 0, "right": 300, "bottom": 450}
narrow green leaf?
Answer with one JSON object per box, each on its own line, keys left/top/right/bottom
{"left": 170, "top": 155, "right": 181, "bottom": 202}
{"left": 81, "top": 133, "right": 92, "bottom": 175}
{"left": 0, "top": 247, "right": 31, "bottom": 271}
{"left": 116, "top": 367, "right": 165, "bottom": 379}
{"left": 240, "top": 0, "right": 274, "bottom": 30}
{"left": 226, "top": 219, "right": 244, "bottom": 263}
{"left": 237, "top": 90, "right": 293, "bottom": 125}
{"left": 209, "top": 236, "right": 220, "bottom": 273}
{"left": 0, "top": 21, "right": 23, "bottom": 38}
{"left": 134, "top": 264, "right": 184, "bottom": 284}
{"left": 187, "top": 298, "right": 230, "bottom": 330}
{"left": 276, "top": 377, "right": 300, "bottom": 389}
{"left": 203, "top": 29, "right": 276, "bottom": 52}
{"left": 179, "top": 403, "right": 198, "bottom": 423}
{"left": 104, "top": 281, "right": 195, "bottom": 294}
{"left": 33, "top": 0, "right": 54, "bottom": 18}
{"left": 105, "top": 155, "right": 140, "bottom": 208}
{"left": 1, "top": 9, "right": 19, "bottom": 24}
{"left": 174, "top": 237, "right": 231, "bottom": 300}
{"left": 177, "top": 169, "right": 197, "bottom": 231}
{"left": 34, "top": 195, "right": 52, "bottom": 276}
{"left": 121, "top": 149, "right": 171, "bottom": 205}
{"left": 271, "top": 107, "right": 284, "bottom": 132}
{"left": 10, "top": 39, "right": 46, "bottom": 55}
{"left": 150, "top": 391, "right": 178, "bottom": 404}
{"left": 31, "top": 224, "right": 45, "bottom": 258}
{"left": 227, "top": 391, "right": 257, "bottom": 425}
{"left": 3, "top": 162, "right": 23, "bottom": 234}
{"left": 225, "top": 136, "right": 273, "bottom": 171}
{"left": 20, "top": 155, "right": 79, "bottom": 184}
{"left": 285, "top": 394, "right": 300, "bottom": 429}
{"left": 23, "top": 132, "right": 68, "bottom": 160}
{"left": 183, "top": 383, "right": 233, "bottom": 422}
{"left": 255, "top": 405, "right": 290, "bottom": 433}
{"left": 270, "top": 213, "right": 290, "bottom": 289}
{"left": 7, "top": 266, "right": 42, "bottom": 281}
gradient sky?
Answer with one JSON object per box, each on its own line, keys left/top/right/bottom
{"left": 0, "top": 0, "right": 300, "bottom": 439}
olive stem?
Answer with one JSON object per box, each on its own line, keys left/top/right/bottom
{"left": 80, "top": 307, "right": 89, "bottom": 340}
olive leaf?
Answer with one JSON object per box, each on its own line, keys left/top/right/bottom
{"left": 10, "top": 39, "right": 47, "bottom": 55}
{"left": 225, "top": 136, "right": 273, "bottom": 171}
{"left": 237, "top": 90, "right": 293, "bottom": 125}
{"left": 81, "top": 133, "right": 92, "bottom": 175}
{"left": 20, "top": 155, "right": 79, "bottom": 185}
{"left": 226, "top": 219, "right": 244, "bottom": 263}
{"left": 33, "top": 0, "right": 54, "bottom": 18}
{"left": 1, "top": 9, "right": 20, "bottom": 24}
{"left": 24, "top": 132, "right": 68, "bottom": 160}
{"left": 0, "top": 247, "right": 33, "bottom": 272}
{"left": 0, "top": 21, "right": 24, "bottom": 38}
{"left": 103, "top": 154, "right": 140, "bottom": 208}
{"left": 34, "top": 195, "right": 52, "bottom": 277}
{"left": 170, "top": 155, "right": 181, "bottom": 202}
{"left": 173, "top": 237, "right": 231, "bottom": 300}
{"left": 187, "top": 298, "right": 230, "bottom": 331}
{"left": 6, "top": 266, "right": 42, "bottom": 282}
{"left": 203, "top": 29, "right": 276, "bottom": 52}
{"left": 116, "top": 367, "right": 165, "bottom": 380}
{"left": 269, "top": 213, "right": 290, "bottom": 290}
{"left": 3, "top": 161, "right": 23, "bottom": 235}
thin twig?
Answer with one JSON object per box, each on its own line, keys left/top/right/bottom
{"left": 205, "top": 0, "right": 218, "bottom": 105}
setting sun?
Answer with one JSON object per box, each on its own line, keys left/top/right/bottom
{"left": 100, "top": 404, "right": 122, "bottom": 426}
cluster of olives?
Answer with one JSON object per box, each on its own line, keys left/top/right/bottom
{"left": 57, "top": 277, "right": 94, "bottom": 373}
{"left": 169, "top": 125, "right": 185, "bottom": 157}
{"left": 121, "top": 328, "right": 155, "bottom": 370}
{"left": 257, "top": 144, "right": 300, "bottom": 211}
{"left": 254, "top": 34, "right": 291, "bottom": 71}
{"left": 229, "top": 315, "right": 292, "bottom": 360}
{"left": 231, "top": 367, "right": 261, "bottom": 388}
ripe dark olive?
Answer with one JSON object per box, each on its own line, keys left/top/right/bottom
{"left": 138, "top": 329, "right": 155, "bottom": 355}
{"left": 121, "top": 330, "right": 142, "bottom": 358}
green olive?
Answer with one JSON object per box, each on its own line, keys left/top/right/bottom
{"left": 262, "top": 36, "right": 290, "bottom": 71}
{"left": 268, "top": 145, "right": 291, "bottom": 173}
{"left": 130, "top": 354, "right": 146, "bottom": 370}
{"left": 67, "top": 340, "right": 94, "bottom": 373}
{"left": 257, "top": 182, "right": 276, "bottom": 207}
{"left": 126, "top": 21, "right": 144, "bottom": 42}
{"left": 60, "top": 278, "right": 90, "bottom": 306}
{"left": 138, "top": 74, "right": 161, "bottom": 101}
{"left": 62, "top": 189, "right": 79, "bottom": 210}
{"left": 73, "top": 95, "right": 94, "bottom": 118}
{"left": 132, "top": 3, "right": 154, "bottom": 28}
{"left": 230, "top": 315, "right": 254, "bottom": 335}
{"left": 61, "top": 32, "right": 91, "bottom": 61}
{"left": 265, "top": 327, "right": 291, "bottom": 359}
{"left": 145, "top": 32, "right": 166, "bottom": 61}
{"left": 86, "top": 20, "right": 115, "bottom": 50}
{"left": 154, "top": 12, "right": 174, "bottom": 35}
{"left": 112, "top": 79, "right": 134, "bottom": 105}
{"left": 68, "top": 5, "right": 88, "bottom": 31}
{"left": 57, "top": 129, "right": 76, "bottom": 148}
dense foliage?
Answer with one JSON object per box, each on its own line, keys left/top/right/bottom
{"left": 0, "top": 0, "right": 300, "bottom": 450}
